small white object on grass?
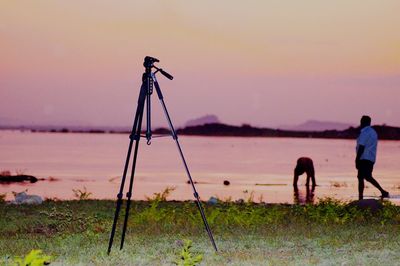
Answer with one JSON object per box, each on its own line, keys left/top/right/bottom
{"left": 207, "top": 197, "right": 218, "bottom": 205}
{"left": 11, "top": 191, "right": 43, "bottom": 205}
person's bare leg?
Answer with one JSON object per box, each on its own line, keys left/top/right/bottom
{"left": 306, "top": 184, "right": 315, "bottom": 204}
{"left": 310, "top": 169, "right": 316, "bottom": 187}
{"left": 358, "top": 177, "right": 364, "bottom": 200}
{"left": 293, "top": 185, "right": 300, "bottom": 204}
{"left": 293, "top": 169, "right": 300, "bottom": 187}
{"left": 365, "top": 176, "right": 388, "bottom": 196}
{"left": 310, "top": 162, "right": 316, "bottom": 187}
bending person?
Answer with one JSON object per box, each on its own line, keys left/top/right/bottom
{"left": 293, "top": 157, "right": 316, "bottom": 188}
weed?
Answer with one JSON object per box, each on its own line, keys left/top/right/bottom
{"left": 258, "top": 194, "right": 264, "bottom": 203}
{"left": 72, "top": 187, "right": 92, "bottom": 200}
{"left": 13, "top": 249, "right": 52, "bottom": 266}
{"left": 245, "top": 191, "right": 255, "bottom": 204}
{"left": 0, "top": 193, "right": 6, "bottom": 202}
{"left": 173, "top": 240, "right": 203, "bottom": 266}
{"left": 137, "top": 187, "right": 176, "bottom": 224}
{"left": 145, "top": 186, "right": 176, "bottom": 202}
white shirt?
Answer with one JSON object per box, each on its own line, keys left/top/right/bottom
{"left": 356, "top": 126, "right": 378, "bottom": 163}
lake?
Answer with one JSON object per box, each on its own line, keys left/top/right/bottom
{"left": 1, "top": 130, "right": 399, "bottom": 204}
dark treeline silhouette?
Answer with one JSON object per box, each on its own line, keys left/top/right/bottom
{"left": 174, "top": 123, "right": 400, "bottom": 140}
{"left": 3, "top": 123, "right": 400, "bottom": 140}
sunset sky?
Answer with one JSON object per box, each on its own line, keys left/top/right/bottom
{"left": 1, "top": 1, "right": 399, "bottom": 128}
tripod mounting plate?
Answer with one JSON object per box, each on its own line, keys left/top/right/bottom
{"left": 144, "top": 56, "right": 159, "bottom": 68}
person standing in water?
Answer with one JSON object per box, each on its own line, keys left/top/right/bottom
{"left": 356, "top": 115, "right": 389, "bottom": 200}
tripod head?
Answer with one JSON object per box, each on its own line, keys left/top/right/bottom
{"left": 143, "top": 56, "right": 174, "bottom": 80}
{"left": 142, "top": 56, "right": 175, "bottom": 145}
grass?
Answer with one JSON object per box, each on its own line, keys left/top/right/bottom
{"left": 1, "top": 198, "right": 400, "bottom": 265}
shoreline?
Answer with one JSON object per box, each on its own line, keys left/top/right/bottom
{"left": 1, "top": 196, "right": 395, "bottom": 206}
{"left": 2, "top": 122, "right": 400, "bottom": 140}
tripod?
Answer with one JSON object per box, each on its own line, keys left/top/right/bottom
{"left": 107, "top": 56, "right": 218, "bottom": 254}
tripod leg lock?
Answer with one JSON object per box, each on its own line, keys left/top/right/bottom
{"left": 193, "top": 192, "right": 199, "bottom": 199}
{"left": 130, "top": 134, "right": 140, "bottom": 141}
{"left": 117, "top": 193, "right": 123, "bottom": 199}
{"left": 126, "top": 192, "right": 132, "bottom": 198}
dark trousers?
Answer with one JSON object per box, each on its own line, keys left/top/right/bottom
{"left": 357, "top": 160, "right": 385, "bottom": 199}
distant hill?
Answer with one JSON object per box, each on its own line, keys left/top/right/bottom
{"left": 279, "top": 120, "right": 354, "bottom": 131}
{"left": 184, "top": 115, "right": 221, "bottom": 127}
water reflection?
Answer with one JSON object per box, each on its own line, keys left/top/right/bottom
{"left": 293, "top": 185, "right": 315, "bottom": 204}
{"left": 1, "top": 131, "right": 400, "bottom": 203}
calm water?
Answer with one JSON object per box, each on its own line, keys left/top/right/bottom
{"left": 1, "top": 130, "right": 399, "bottom": 204}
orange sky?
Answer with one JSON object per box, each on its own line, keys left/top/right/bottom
{"left": 1, "top": 1, "right": 399, "bottom": 127}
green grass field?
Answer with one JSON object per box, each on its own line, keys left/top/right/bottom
{"left": 1, "top": 197, "right": 400, "bottom": 265}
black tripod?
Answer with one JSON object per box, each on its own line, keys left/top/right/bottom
{"left": 107, "top": 56, "right": 218, "bottom": 254}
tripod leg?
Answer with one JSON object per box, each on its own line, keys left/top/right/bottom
{"left": 108, "top": 84, "right": 146, "bottom": 254}
{"left": 120, "top": 88, "right": 146, "bottom": 250}
{"left": 153, "top": 80, "right": 218, "bottom": 251}
{"left": 174, "top": 139, "right": 218, "bottom": 251}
